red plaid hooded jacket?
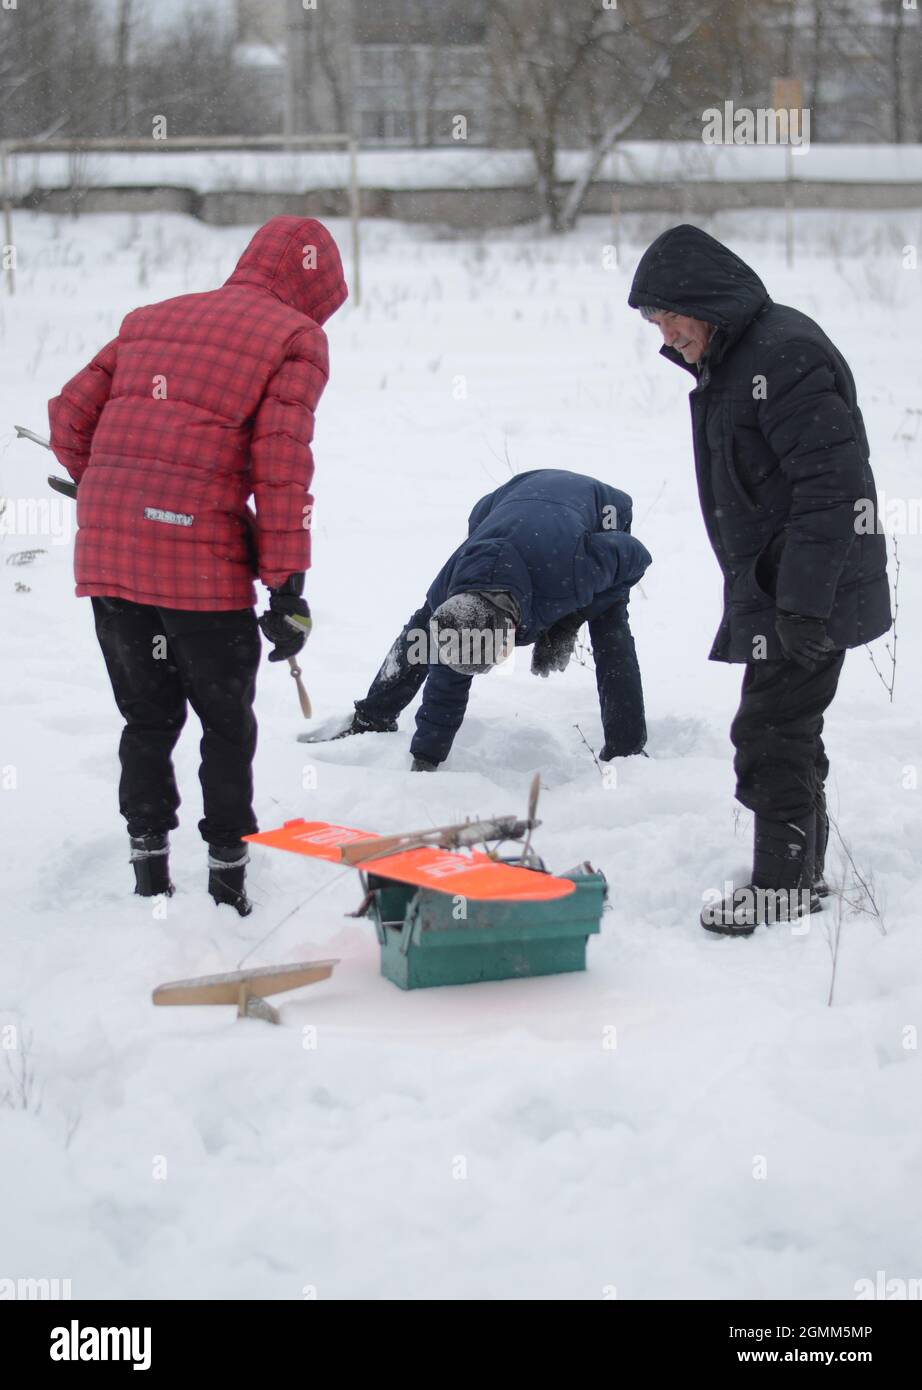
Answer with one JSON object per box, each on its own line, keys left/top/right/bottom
{"left": 48, "top": 216, "right": 348, "bottom": 610}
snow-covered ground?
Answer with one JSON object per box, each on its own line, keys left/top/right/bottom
{"left": 1, "top": 209, "right": 919, "bottom": 1300}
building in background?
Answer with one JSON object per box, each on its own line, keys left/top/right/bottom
{"left": 353, "top": 0, "right": 490, "bottom": 146}
{"left": 235, "top": 0, "right": 493, "bottom": 145}
{"left": 2, "top": 0, "right": 914, "bottom": 149}
{"left": 760, "top": 0, "right": 921, "bottom": 144}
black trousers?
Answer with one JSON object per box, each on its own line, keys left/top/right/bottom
{"left": 731, "top": 650, "right": 845, "bottom": 822}
{"left": 354, "top": 603, "right": 432, "bottom": 729}
{"left": 91, "top": 597, "right": 261, "bottom": 846}
{"left": 354, "top": 599, "right": 646, "bottom": 764}
{"left": 585, "top": 599, "right": 647, "bottom": 756}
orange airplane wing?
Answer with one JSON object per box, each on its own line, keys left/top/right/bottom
{"left": 245, "top": 819, "right": 575, "bottom": 902}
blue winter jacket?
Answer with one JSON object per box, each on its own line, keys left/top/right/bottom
{"left": 413, "top": 469, "right": 652, "bottom": 763}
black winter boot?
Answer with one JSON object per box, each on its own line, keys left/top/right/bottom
{"left": 814, "top": 784, "right": 830, "bottom": 897}
{"left": 340, "top": 710, "right": 398, "bottom": 738}
{"left": 130, "top": 833, "right": 174, "bottom": 898}
{"left": 701, "top": 813, "right": 821, "bottom": 936}
{"left": 297, "top": 710, "right": 398, "bottom": 745}
{"left": 208, "top": 843, "right": 253, "bottom": 917}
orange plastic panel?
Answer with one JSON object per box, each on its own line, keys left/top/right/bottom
{"left": 245, "top": 820, "right": 575, "bottom": 902}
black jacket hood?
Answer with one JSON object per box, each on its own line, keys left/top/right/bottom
{"left": 628, "top": 224, "right": 770, "bottom": 371}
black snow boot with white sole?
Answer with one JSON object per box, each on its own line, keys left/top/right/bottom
{"left": 130, "top": 833, "right": 175, "bottom": 898}
{"left": 701, "top": 812, "right": 821, "bottom": 936}
{"left": 208, "top": 843, "right": 253, "bottom": 917}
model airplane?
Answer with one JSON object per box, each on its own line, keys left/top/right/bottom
{"left": 245, "top": 774, "right": 576, "bottom": 903}
{"left": 153, "top": 959, "right": 339, "bottom": 1025}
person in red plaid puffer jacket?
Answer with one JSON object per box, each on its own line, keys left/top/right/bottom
{"left": 48, "top": 216, "right": 348, "bottom": 914}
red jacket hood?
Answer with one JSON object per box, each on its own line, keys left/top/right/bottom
{"left": 225, "top": 216, "right": 348, "bottom": 325}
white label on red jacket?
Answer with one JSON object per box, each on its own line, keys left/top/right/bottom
{"left": 143, "top": 507, "right": 194, "bottom": 527}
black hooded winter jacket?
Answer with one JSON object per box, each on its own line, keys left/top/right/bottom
{"left": 628, "top": 224, "right": 890, "bottom": 662}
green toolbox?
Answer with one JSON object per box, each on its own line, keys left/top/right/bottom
{"left": 358, "top": 863, "right": 607, "bottom": 990}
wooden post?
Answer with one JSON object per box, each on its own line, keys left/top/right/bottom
{"left": 785, "top": 143, "right": 794, "bottom": 270}
{"left": 348, "top": 137, "right": 361, "bottom": 308}
{"left": 1, "top": 145, "right": 15, "bottom": 297}
{"left": 610, "top": 145, "right": 621, "bottom": 268}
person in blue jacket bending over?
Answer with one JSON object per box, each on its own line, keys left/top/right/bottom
{"left": 309, "top": 469, "right": 652, "bottom": 770}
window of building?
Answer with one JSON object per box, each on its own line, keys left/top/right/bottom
{"left": 358, "top": 45, "right": 408, "bottom": 85}
{"left": 360, "top": 109, "right": 416, "bottom": 145}
{"left": 355, "top": 0, "right": 487, "bottom": 46}
{"left": 360, "top": 110, "right": 386, "bottom": 141}
{"left": 439, "top": 47, "right": 485, "bottom": 82}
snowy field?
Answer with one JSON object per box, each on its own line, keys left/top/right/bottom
{"left": 1, "top": 208, "right": 920, "bottom": 1300}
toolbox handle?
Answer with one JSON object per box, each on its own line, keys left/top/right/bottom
{"left": 399, "top": 898, "right": 421, "bottom": 957}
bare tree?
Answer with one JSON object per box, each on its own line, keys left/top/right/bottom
{"left": 890, "top": 0, "right": 909, "bottom": 143}
{"left": 0, "top": 0, "right": 108, "bottom": 141}
{"left": 134, "top": 5, "right": 245, "bottom": 137}
{"left": 807, "top": 0, "right": 825, "bottom": 144}
{"left": 778, "top": 0, "right": 798, "bottom": 75}
{"left": 490, "top": 0, "right": 721, "bottom": 232}
{"left": 561, "top": 0, "right": 720, "bottom": 230}
{"left": 800, "top": 1, "right": 921, "bottom": 144}
{"left": 490, "top": 0, "right": 612, "bottom": 230}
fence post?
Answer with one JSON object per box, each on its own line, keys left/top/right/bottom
{"left": 785, "top": 143, "right": 794, "bottom": 269}
{"left": 611, "top": 144, "right": 621, "bottom": 267}
{"left": 1, "top": 144, "right": 15, "bottom": 296}
{"left": 349, "top": 138, "right": 361, "bottom": 308}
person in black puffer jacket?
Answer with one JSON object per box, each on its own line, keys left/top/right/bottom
{"left": 629, "top": 225, "right": 890, "bottom": 935}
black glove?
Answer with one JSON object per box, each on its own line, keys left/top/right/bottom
{"left": 258, "top": 573, "right": 312, "bottom": 663}
{"left": 411, "top": 756, "right": 439, "bottom": 772}
{"left": 531, "top": 614, "right": 584, "bottom": 678}
{"left": 775, "top": 611, "right": 837, "bottom": 671}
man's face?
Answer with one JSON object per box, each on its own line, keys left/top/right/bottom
{"left": 647, "top": 309, "right": 715, "bottom": 364}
